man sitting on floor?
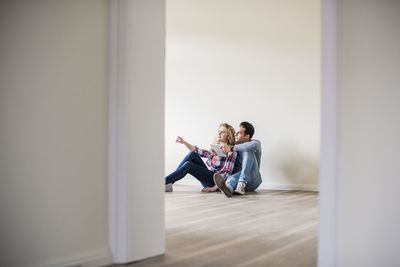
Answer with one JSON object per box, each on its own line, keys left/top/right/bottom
{"left": 213, "top": 121, "right": 262, "bottom": 197}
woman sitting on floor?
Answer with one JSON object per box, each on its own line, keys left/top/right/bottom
{"left": 165, "top": 123, "right": 237, "bottom": 193}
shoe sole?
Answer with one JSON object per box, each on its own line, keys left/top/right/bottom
{"left": 213, "top": 173, "right": 232, "bottom": 197}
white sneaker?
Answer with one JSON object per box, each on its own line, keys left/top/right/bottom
{"left": 165, "top": 183, "right": 173, "bottom": 192}
{"left": 234, "top": 182, "right": 246, "bottom": 195}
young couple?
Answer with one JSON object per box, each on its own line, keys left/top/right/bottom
{"left": 165, "top": 121, "right": 262, "bottom": 197}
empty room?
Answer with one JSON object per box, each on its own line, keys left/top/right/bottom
{"left": 2, "top": 0, "right": 400, "bottom": 267}
{"left": 161, "top": 0, "right": 320, "bottom": 266}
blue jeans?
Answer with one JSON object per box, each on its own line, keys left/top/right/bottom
{"left": 225, "top": 151, "right": 262, "bottom": 192}
{"left": 165, "top": 151, "right": 215, "bottom": 187}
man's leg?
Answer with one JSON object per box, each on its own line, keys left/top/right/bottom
{"left": 239, "top": 151, "right": 262, "bottom": 191}
{"left": 213, "top": 172, "right": 233, "bottom": 197}
{"left": 225, "top": 172, "right": 241, "bottom": 193}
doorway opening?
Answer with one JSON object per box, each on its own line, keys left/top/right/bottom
{"left": 163, "top": 0, "right": 321, "bottom": 266}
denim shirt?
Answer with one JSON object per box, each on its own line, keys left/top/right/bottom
{"left": 232, "top": 139, "right": 262, "bottom": 174}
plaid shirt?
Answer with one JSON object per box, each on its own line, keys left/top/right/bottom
{"left": 194, "top": 146, "right": 237, "bottom": 179}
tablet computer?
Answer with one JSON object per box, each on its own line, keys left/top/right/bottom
{"left": 210, "top": 144, "right": 226, "bottom": 157}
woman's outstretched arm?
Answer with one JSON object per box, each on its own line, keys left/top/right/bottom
{"left": 176, "top": 136, "right": 195, "bottom": 151}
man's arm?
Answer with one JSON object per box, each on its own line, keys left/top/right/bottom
{"left": 234, "top": 139, "right": 261, "bottom": 152}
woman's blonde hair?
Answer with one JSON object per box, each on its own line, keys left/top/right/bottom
{"left": 216, "top": 123, "right": 236, "bottom": 146}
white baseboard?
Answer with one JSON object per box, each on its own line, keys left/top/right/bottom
{"left": 43, "top": 250, "right": 112, "bottom": 267}
{"left": 175, "top": 179, "right": 319, "bottom": 192}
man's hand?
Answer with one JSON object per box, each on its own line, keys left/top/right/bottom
{"left": 220, "top": 144, "right": 231, "bottom": 154}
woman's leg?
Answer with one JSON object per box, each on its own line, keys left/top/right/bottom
{"left": 166, "top": 161, "right": 215, "bottom": 187}
{"left": 175, "top": 151, "right": 207, "bottom": 170}
{"left": 166, "top": 151, "right": 207, "bottom": 184}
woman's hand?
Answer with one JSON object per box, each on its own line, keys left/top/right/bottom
{"left": 201, "top": 185, "right": 219, "bottom": 193}
{"left": 176, "top": 136, "right": 195, "bottom": 151}
{"left": 176, "top": 136, "right": 185, "bottom": 144}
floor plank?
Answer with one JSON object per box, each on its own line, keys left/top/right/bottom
{"left": 111, "top": 185, "right": 319, "bottom": 267}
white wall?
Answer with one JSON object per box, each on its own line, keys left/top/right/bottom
{"left": 165, "top": 0, "right": 320, "bottom": 190}
{"left": 0, "top": 1, "right": 110, "bottom": 266}
{"left": 338, "top": 0, "right": 400, "bottom": 266}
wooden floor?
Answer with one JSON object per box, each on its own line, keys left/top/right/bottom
{"left": 115, "top": 185, "right": 319, "bottom": 267}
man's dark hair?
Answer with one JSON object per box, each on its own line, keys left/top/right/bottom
{"left": 239, "top": 121, "right": 255, "bottom": 139}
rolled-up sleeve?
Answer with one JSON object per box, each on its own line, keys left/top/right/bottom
{"left": 194, "top": 146, "right": 211, "bottom": 158}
